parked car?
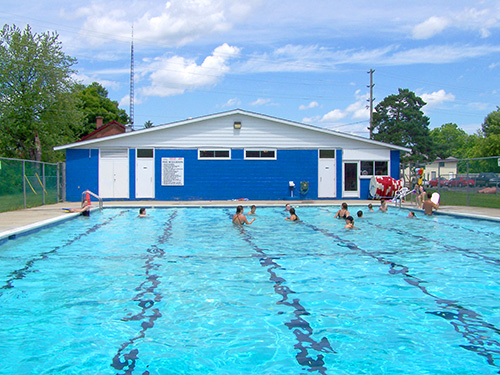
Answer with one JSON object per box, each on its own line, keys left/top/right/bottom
{"left": 428, "top": 177, "right": 449, "bottom": 187}
{"left": 475, "top": 173, "right": 497, "bottom": 187}
{"left": 448, "top": 177, "right": 476, "bottom": 188}
{"left": 488, "top": 177, "right": 500, "bottom": 187}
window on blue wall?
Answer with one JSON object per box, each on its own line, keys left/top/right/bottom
{"left": 244, "top": 149, "right": 276, "bottom": 160}
{"left": 198, "top": 149, "right": 231, "bottom": 159}
{"left": 361, "top": 161, "right": 388, "bottom": 176}
{"left": 319, "top": 150, "right": 335, "bottom": 158}
{"left": 137, "top": 149, "right": 153, "bottom": 158}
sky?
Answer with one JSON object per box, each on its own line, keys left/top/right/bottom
{"left": 2, "top": 0, "right": 500, "bottom": 136}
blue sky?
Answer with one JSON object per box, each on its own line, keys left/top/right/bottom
{"left": 2, "top": 0, "right": 500, "bottom": 136}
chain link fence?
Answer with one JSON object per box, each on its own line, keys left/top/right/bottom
{"left": 0, "top": 157, "right": 65, "bottom": 213}
{"left": 401, "top": 156, "right": 500, "bottom": 208}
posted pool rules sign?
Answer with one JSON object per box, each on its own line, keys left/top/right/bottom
{"left": 161, "top": 157, "right": 184, "bottom": 186}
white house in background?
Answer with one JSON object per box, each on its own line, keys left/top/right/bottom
{"left": 54, "top": 109, "right": 410, "bottom": 202}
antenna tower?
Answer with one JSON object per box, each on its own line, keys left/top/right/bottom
{"left": 129, "top": 26, "right": 135, "bottom": 129}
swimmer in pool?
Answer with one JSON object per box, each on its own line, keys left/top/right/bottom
{"left": 232, "top": 205, "right": 255, "bottom": 225}
{"left": 285, "top": 207, "right": 299, "bottom": 221}
{"left": 247, "top": 205, "right": 257, "bottom": 215}
{"left": 344, "top": 216, "right": 359, "bottom": 230}
{"left": 334, "top": 202, "right": 350, "bottom": 219}
{"left": 138, "top": 208, "right": 147, "bottom": 217}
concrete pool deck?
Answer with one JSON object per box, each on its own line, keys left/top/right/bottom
{"left": 1, "top": 200, "right": 499, "bottom": 242}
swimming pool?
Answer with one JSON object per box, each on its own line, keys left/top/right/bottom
{"left": 1, "top": 206, "right": 500, "bottom": 374}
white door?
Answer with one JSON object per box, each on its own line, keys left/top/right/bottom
{"left": 136, "top": 156, "right": 154, "bottom": 198}
{"left": 343, "top": 162, "right": 360, "bottom": 198}
{"left": 99, "top": 149, "right": 129, "bottom": 198}
{"left": 318, "top": 150, "right": 336, "bottom": 198}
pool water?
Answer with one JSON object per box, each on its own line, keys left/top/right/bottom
{"left": 1, "top": 206, "right": 500, "bottom": 374}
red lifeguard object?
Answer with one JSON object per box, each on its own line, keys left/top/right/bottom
{"left": 85, "top": 191, "right": 91, "bottom": 206}
{"left": 369, "top": 176, "right": 404, "bottom": 199}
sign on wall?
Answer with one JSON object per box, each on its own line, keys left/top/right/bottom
{"left": 161, "top": 157, "right": 184, "bottom": 186}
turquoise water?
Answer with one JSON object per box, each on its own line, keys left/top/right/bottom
{"left": 1, "top": 206, "right": 500, "bottom": 374}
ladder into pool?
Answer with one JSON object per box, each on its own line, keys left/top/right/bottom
{"left": 81, "top": 190, "right": 103, "bottom": 210}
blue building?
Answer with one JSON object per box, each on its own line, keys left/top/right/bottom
{"left": 54, "top": 109, "right": 410, "bottom": 202}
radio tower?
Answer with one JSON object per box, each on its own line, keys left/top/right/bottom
{"left": 129, "top": 25, "right": 135, "bottom": 130}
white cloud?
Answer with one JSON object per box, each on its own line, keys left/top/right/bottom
{"left": 250, "top": 98, "right": 273, "bottom": 106}
{"left": 412, "top": 16, "right": 450, "bottom": 39}
{"left": 74, "top": 0, "right": 261, "bottom": 47}
{"left": 299, "top": 101, "right": 319, "bottom": 110}
{"left": 420, "top": 89, "right": 455, "bottom": 108}
{"left": 141, "top": 43, "right": 240, "bottom": 97}
{"left": 222, "top": 97, "right": 241, "bottom": 107}
{"left": 72, "top": 72, "right": 120, "bottom": 90}
{"left": 320, "top": 109, "right": 346, "bottom": 122}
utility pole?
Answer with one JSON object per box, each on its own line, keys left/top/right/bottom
{"left": 129, "top": 25, "right": 135, "bottom": 130}
{"left": 367, "top": 69, "right": 375, "bottom": 139}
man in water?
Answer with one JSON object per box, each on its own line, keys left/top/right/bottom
{"left": 422, "top": 192, "right": 439, "bottom": 215}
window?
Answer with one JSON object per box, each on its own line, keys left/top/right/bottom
{"left": 100, "top": 149, "right": 128, "bottom": 159}
{"left": 137, "top": 149, "right": 153, "bottom": 158}
{"left": 319, "top": 149, "right": 335, "bottom": 158}
{"left": 198, "top": 149, "right": 231, "bottom": 159}
{"left": 361, "top": 161, "right": 388, "bottom": 176}
{"left": 244, "top": 149, "right": 276, "bottom": 159}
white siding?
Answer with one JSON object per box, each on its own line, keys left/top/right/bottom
{"left": 69, "top": 113, "right": 391, "bottom": 151}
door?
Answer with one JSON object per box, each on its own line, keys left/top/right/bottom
{"left": 99, "top": 149, "right": 129, "bottom": 198}
{"left": 136, "top": 149, "right": 154, "bottom": 198}
{"left": 343, "top": 162, "right": 359, "bottom": 198}
{"left": 318, "top": 150, "right": 336, "bottom": 198}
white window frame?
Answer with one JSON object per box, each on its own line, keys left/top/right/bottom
{"left": 360, "top": 160, "right": 389, "bottom": 177}
{"left": 198, "top": 149, "right": 231, "bottom": 160}
{"left": 244, "top": 149, "right": 277, "bottom": 160}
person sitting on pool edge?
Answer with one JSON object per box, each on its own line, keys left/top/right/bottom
{"left": 232, "top": 205, "right": 255, "bottom": 225}
{"left": 422, "top": 192, "right": 439, "bottom": 216}
{"left": 66, "top": 200, "right": 91, "bottom": 216}
{"left": 344, "top": 216, "right": 359, "bottom": 229}
{"left": 285, "top": 207, "right": 299, "bottom": 221}
{"left": 334, "top": 202, "right": 350, "bottom": 219}
{"left": 138, "top": 208, "right": 147, "bottom": 217}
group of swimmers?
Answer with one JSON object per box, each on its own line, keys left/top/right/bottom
{"left": 129, "top": 195, "right": 439, "bottom": 225}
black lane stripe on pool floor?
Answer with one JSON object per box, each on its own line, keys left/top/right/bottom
{"left": 297, "top": 213, "right": 500, "bottom": 371}
{"left": 111, "top": 210, "right": 178, "bottom": 375}
{"left": 228, "top": 209, "right": 335, "bottom": 375}
{"left": 0, "top": 210, "right": 128, "bottom": 293}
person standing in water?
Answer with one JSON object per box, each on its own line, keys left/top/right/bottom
{"left": 232, "top": 205, "right": 255, "bottom": 225}
{"left": 285, "top": 207, "right": 299, "bottom": 221}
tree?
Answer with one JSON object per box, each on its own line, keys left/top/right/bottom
{"left": 482, "top": 106, "right": 500, "bottom": 138}
{"left": 74, "top": 82, "right": 129, "bottom": 139}
{"left": 370, "top": 89, "right": 435, "bottom": 162}
{"left": 0, "top": 24, "right": 79, "bottom": 161}
{"left": 144, "top": 120, "right": 154, "bottom": 128}
{"left": 429, "top": 123, "right": 468, "bottom": 159}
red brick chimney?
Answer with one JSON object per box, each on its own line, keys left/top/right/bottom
{"left": 96, "top": 116, "right": 104, "bottom": 128}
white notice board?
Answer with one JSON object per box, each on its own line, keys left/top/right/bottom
{"left": 161, "top": 158, "right": 184, "bottom": 186}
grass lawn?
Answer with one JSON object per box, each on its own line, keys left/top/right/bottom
{"left": 427, "top": 189, "right": 500, "bottom": 209}
{"left": 0, "top": 191, "right": 59, "bottom": 213}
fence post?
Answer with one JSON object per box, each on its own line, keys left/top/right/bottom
{"left": 57, "top": 163, "right": 60, "bottom": 202}
{"left": 22, "top": 160, "right": 26, "bottom": 209}
{"left": 42, "top": 163, "right": 46, "bottom": 205}
{"left": 466, "top": 160, "right": 470, "bottom": 206}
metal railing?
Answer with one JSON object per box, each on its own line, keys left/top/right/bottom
{"left": 0, "top": 157, "right": 65, "bottom": 213}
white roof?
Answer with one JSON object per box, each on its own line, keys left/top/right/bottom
{"left": 54, "top": 109, "right": 411, "bottom": 152}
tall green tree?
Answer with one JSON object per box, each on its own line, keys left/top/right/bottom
{"left": 429, "top": 123, "right": 468, "bottom": 159}
{"left": 482, "top": 106, "right": 500, "bottom": 138}
{"left": 0, "top": 24, "right": 80, "bottom": 161}
{"left": 370, "top": 88, "right": 435, "bottom": 162}
{"left": 74, "top": 82, "right": 129, "bottom": 138}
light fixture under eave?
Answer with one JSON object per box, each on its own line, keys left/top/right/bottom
{"left": 234, "top": 121, "right": 242, "bottom": 129}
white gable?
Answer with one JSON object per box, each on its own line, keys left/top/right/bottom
{"left": 54, "top": 109, "right": 410, "bottom": 153}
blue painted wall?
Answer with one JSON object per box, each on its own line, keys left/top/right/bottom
{"left": 65, "top": 149, "right": 99, "bottom": 201}
{"left": 64, "top": 147, "right": 401, "bottom": 201}
{"left": 390, "top": 150, "right": 401, "bottom": 179}
{"left": 154, "top": 149, "right": 318, "bottom": 200}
